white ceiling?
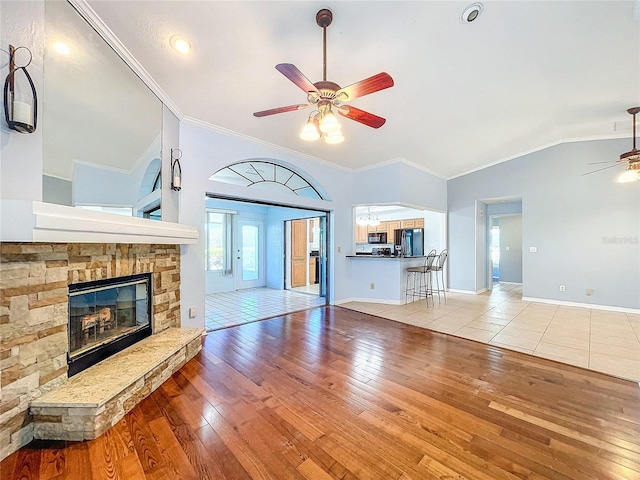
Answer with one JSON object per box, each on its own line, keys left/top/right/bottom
{"left": 86, "top": 0, "right": 640, "bottom": 179}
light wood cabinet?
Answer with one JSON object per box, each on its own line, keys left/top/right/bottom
{"left": 355, "top": 224, "right": 368, "bottom": 243}
{"left": 308, "top": 258, "right": 316, "bottom": 284}
{"left": 387, "top": 221, "right": 401, "bottom": 240}
{"left": 415, "top": 218, "right": 424, "bottom": 228}
{"left": 401, "top": 219, "right": 416, "bottom": 228}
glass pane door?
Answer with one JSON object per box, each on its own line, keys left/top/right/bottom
{"left": 241, "top": 224, "right": 259, "bottom": 281}
{"left": 235, "top": 219, "right": 265, "bottom": 290}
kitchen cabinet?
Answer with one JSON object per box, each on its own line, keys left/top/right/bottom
{"left": 309, "top": 258, "right": 316, "bottom": 284}
{"left": 355, "top": 224, "right": 368, "bottom": 243}
{"left": 415, "top": 218, "right": 425, "bottom": 228}
{"left": 401, "top": 219, "right": 415, "bottom": 228}
{"left": 387, "top": 221, "right": 401, "bottom": 239}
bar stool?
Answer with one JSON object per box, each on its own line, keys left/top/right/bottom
{"left": 405, "top": 250, "right": 437, "bottom": 305}
{"left": 428, "top": 249, "right": 448, "bottom": 304}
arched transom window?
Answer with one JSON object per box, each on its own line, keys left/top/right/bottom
{"left": 210, "top": 161, "right": 323, "bottom": 200}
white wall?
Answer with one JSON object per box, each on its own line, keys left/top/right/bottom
{"left": 448, "top": 139, "right": 640, "bottom": 309}
{"left": 0, "top": 1, "right": 44, "bottom": 202}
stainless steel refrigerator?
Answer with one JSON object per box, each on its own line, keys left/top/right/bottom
{"left": 394, "top": 228, "right": 424, "bottom": 257}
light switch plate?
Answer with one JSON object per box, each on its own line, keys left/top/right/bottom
{"left": 189, "top": 307, "right": 197, "bottom": 318}
{"left": 529, "top": 247, "right": 537, "bottom": 253}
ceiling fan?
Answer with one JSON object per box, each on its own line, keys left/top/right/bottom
{"left": 253, "top": 8, "right": 394, "bottom": 144}
{"left": 583, "top": 107, "right": 640, "bottom": 182}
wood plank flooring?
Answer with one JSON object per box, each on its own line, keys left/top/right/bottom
{"left": 2, "top": 306, "right": 640, "bottom": 480}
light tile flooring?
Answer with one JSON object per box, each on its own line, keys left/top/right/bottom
{"left": 205, "top": 287, "right": 325, "bottom": 332}
{"left": 341, "top": 283, "right": 640, "bottom": 382}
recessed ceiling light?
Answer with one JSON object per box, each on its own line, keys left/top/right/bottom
{"left": 53, "top": 41, "right": 70, "bottom": 55}
{"left": 170, "top": 35, "right": 191, "bottom": 55}
{"left": 460, "top": 3, "right": 484, "bottom": 23}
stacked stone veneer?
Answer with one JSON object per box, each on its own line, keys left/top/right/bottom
{"left": 30, "top": 328, "right": 201, "bottom": 442}
{"left": 0, "top": 243, "right": 181, "bottom": 460}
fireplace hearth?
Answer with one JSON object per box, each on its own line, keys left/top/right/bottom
{"left": 68, "top": 273, "right": 152, "bottom": 377}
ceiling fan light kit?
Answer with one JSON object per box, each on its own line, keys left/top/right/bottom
{"left": 254, "top": 8, "right": 394, "bottom": 145}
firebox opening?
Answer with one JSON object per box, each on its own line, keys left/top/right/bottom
{"left": 68, "top": 273, "right": 152, "bottom": 377}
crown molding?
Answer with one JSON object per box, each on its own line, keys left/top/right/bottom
{"left": 68, "top": 0, "right": 183, "bottom": 120}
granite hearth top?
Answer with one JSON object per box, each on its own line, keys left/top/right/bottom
{"left": 32, "top": 327, "right": 202, "bottom": 408}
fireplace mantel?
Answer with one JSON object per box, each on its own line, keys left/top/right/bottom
{"left": 0, "top": 200, "right": 198, "bottom": 244}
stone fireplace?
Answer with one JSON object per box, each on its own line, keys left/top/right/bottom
{"left": 0, "top": 243, "right": 182, "bottom": 459}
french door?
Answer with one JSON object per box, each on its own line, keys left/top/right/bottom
{"left": 235, "top": 219, "right": 265, "bottom": 290}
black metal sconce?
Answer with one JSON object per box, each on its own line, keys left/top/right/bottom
{"left": 171, "top": 148, "right": 182, "bottom": 191}
{"left": 3, "top": 45, "right": 37, "bottom": 133}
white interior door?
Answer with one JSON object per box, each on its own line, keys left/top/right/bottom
{"left": 235, "top": 219, "right": 265, "bottom": 290}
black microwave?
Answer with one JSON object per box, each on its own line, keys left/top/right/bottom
{"left": 368, "top": 232, "right": 387, "bottom": 244}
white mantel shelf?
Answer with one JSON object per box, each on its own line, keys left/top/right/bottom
{"left": 0, "top": 200, "right": 198, "bottom": 245}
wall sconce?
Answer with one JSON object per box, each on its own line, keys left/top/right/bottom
{"left": 3, "top": 45, "right": 37, "bottom": 133}
{"left": 171, "top": 148, "right": 182, "bottom": 191}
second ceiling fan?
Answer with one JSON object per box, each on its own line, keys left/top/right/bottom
{"left": 253, "top": 8, "right": 394, "bottom": 144}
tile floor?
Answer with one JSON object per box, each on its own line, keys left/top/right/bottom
{"left": 205, "top": 287, "right": 325, "bottom": 332}
{"left": 341, "top": 283, "right": 640, "bottom": 382}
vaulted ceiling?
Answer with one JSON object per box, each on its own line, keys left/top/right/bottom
{"left": 87, "top": 0, "right": 640, "bottom": 178}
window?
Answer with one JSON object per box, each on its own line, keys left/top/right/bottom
{"left": 207, "top": 211, "right": 232, "bottom": 274}
{"left": 143, "top": 204, "right": 162, "bottom": 221}
{"left": 209, "top": 161, "right": 323, "bottom": 200}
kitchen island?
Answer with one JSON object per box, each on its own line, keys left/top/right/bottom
{"left": 345, "top": 255, "right": 426, "bottom": 304}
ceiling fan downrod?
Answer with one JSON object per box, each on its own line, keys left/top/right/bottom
{"left": 621, "top": 106, "right": 640, "bottom": 162}
{"left": 316, "top": 9, "right": 333, "bottom": 82}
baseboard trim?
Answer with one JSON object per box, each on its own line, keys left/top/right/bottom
{"left": 521, "top": 296, "right": 640, "bottom": 314}
{"left": 448, "top": 289, "right": 477, "bottom": 295}
{"left": 335, "top": 297, "right": 404, "bottom": 306}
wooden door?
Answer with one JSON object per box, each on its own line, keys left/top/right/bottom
{"left": 291, "top": 220, "right": 307, "bottom": 287}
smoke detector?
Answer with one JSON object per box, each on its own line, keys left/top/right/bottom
{"left": 460, "top": 3, "right": 484, "bottom": 23}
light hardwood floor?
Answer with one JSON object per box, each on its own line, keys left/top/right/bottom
{"left": 2, "top": 306, "right": 639, "bottom": 479}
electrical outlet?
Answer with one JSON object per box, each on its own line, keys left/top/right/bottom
{"left": 189, "top": 306, "right": 197, "bottom": 318}
{"left": 338, "top": 246, "right": 341, "bottom": 253}
{"left": 559, "top": 285, "right": 566, "bottom": 292}
{"left": 586, "top": 289, "right": 593, "bottom": 296}
{"left": 370, "top": 283, "right": 375, "bottom": 290}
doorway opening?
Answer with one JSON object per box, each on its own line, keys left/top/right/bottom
{"left": 286, "top": 217, "right": 326, "bottom": 298}
{"left": 488, "top": 213, "right": 523, "bottom": 290}
{"left": 204, "top": 195, "right": 329, "bottom": 331}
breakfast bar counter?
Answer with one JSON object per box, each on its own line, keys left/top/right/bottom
{"left": 345, "top": 255, "right": 426, "bottom": 304}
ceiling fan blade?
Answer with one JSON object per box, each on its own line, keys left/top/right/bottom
{"left": 587, "top": 161, "right": 620, "bottom": 165}
{"left": 336, "top": 72, "right": 394, "bottom": 101}
{"left": 338, "top": 105, "right": 386, "bottom": 129}
{"left": 253, "top": 104, "right": 309, "bottom": 117}
{"left": 581, "top": 163, "right": 623, "bottom": 176}
{"left": 275, "top": 64, "right": 320, "bottom": 94}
